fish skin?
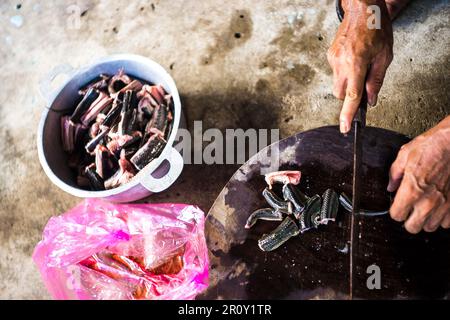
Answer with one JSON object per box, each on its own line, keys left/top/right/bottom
{"left": 245, "top": 208, "right": 283, "bottom": 229}
{"left": 258, "top": 217, "right": 300, "bottom": 252}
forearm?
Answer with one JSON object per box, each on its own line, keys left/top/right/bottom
{"left": 341, "top": 0, "right": 412, "bottom": 20}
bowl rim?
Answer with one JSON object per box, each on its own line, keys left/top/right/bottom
{"left": 37, "top": 54, "right": 181, "bottom": 198}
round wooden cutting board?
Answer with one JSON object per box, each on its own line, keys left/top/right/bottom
{"left": 199, "top": 126, "right": 450, "bottom": 300}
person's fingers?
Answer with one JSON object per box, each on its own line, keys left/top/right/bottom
{"left": 339, "top": 63, "right": 368, "bottom": 133}
{"left": 333, "top": 74, "right": 347, "bottom": 101}
{"left": 328, "top": 45, "right": 346, "bottom": 101}
{"left": 405, "top": 194, "right": 440, "bottom": 234}
{"left": 441, "top": 212, "right": 450, "bottom": 229}
{"left": 365, "top": 52, "right": 392, "bottom": 106}
{"left": 327, "top": 43, "right": 341, "bottom": 70}
{"left": 387, "top": 144, "right": 410, "bottom": 192}
{"left": 424, "top": 198, "right": 449, "bottom": 232}
{"left": 389, "top": 172, "right": 421, "bottom": 222}
{"left": 327, "top": 47, "right": 336, "bottom": 66}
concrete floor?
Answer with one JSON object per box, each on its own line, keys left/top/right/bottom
{"left": 0, "top": 0, "right": 448, "bottom": 299}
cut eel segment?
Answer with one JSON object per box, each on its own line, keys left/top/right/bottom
{"left": 80, "top": 92, "right": 113, "bottom": 126}
{"left": 245, "top": 208, "right": 284, "bottom": 229}
{"left": 104, "top": 150, "right": 136, "bottom": 190}
{"left": 320, "top": 189, "right": 339, "bottom": 224}
{"left": 258, "top": 216, "right": 300, "bottom": 252}
{"left": 61, "top": 69, "right": 174, "bottom": 190}
{"left": 85, "top": 164, "right": 105, "bottom": 191}
{"left": 131, "top": 128, "right": 166, "bottom": 170}
{"left": 282, "top": 183, "right": 309, "bottom": 215}
{"left": 70, "top": 88, "right": 100, "bottom": 124}
{"left": 262, "top": 187, "right": 290, "bottom": 212}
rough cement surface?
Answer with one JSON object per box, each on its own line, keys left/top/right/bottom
{"left": 0, "top": 0, "right": 448, "bottom": 299}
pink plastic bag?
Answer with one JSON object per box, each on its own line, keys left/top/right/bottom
{"left": 33, "top": 199, "right": 209, "bottom": 300}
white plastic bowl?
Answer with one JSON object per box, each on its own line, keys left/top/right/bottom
{"left": 37, "top": 54, "right": 184, "bottom": 202}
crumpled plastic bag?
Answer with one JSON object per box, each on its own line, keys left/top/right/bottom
{"left": 33, "top": 199, "right": 209, "bottom": 300}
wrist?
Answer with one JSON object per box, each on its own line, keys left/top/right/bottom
{"left": 341, "top": 0, "right": 386, "bottom": 12}
{"left": 341, "top": 0, "right": 405, "bottom": 20}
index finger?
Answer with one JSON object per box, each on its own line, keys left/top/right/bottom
{"left": 387, "top": 144, "right": 410, "bottom": 192}
{"left": 390, "top": 172, "right": 422, "bottom": 222}
{"left": 339, "top": 63, "right": 368, "bottom": 134}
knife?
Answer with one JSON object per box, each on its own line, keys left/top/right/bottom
{"left": 349, "top": 81, "right": 368, "bottom": 300}
{"left": 335, "top": 0, "right": 368, "bottom": 299}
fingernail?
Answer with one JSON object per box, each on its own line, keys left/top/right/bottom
{"left": 426, "top": 223, "right": 439, "bottom": 233}
{"left": 340, "top": 120, "right": 349, "bottom": 134}
{"left": 387, "top": 181, "right": 395, "bottom": 192}
{"left": 368, "top": 94, "right": 378, "bottom": 107}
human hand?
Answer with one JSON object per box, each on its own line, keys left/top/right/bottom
{"left": 328, "top": 0, "right": 393, "bottom": 133}
{"left": 388, "top": 116, "right": 450, "bottom": 233}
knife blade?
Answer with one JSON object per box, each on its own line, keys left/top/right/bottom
{"left": 349, "top": 86, "right": 368, "bottom": 299}
{"left": 335, "top": 0, "right": 368, "bottom": 299}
